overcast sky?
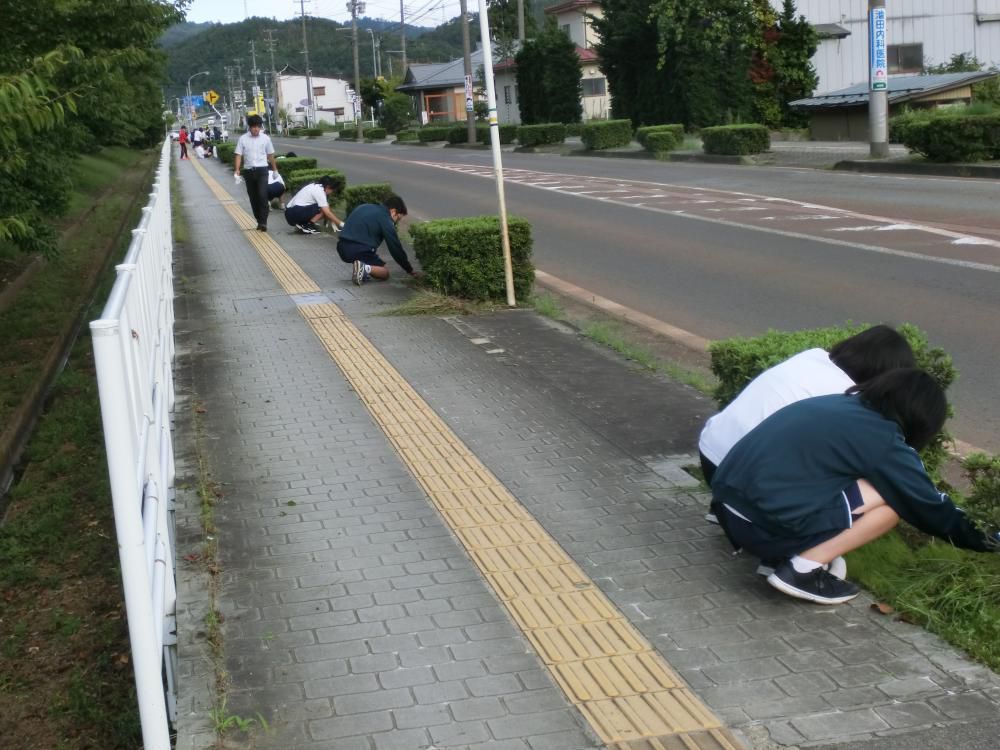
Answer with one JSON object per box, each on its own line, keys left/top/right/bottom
{"left": 184, "top": 0, "right": 464, "bottom": 27}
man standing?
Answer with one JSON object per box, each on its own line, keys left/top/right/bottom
{"left": 233, "top": 115, "right": 279, "bottom": 232}
{"left": 336, "top": 195, "right": 420, "bottom": 285}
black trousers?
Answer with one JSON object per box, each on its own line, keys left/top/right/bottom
{"left": 243, "top": 167, "right": 269, "bottom": 226}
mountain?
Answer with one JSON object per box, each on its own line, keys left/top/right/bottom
{"left": 159, "top": 21, "right": 215, "bottom": 48}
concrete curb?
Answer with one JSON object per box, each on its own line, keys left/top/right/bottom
{"left": 834, "top": 159, "right": 1000, "bottom": 179}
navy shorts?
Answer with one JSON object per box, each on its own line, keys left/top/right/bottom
{"left": 713, "top": 482, "right": 864, "bottom": 559}
{"left": 285, "top": 204, "right": 318, "bottom": 226}
{"left": 337, "top": 238, "right": 385, "bottom": 267}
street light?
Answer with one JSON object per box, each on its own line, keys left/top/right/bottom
{"left": 366, "top": 29, "right": 379, "bottom": 78}
{"left": 186, "top": 70, "right": 210, "bottom": 129}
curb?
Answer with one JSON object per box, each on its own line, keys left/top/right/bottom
{"left": 834, "top": 159, "right": 1000, "bottom": 179}
{"left": 668, "top": 152, "right": 752, "bottom": 165}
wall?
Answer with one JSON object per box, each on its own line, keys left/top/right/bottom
{"left": 277, "top": 75, "right": 357, "bottom": 125}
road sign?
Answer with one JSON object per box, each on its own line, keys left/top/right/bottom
{"left": 464, "top": 75, "right": 474, "bottom": 112}
{"left": 205, "top": 89, "right": 220, "bottom": 105}
{"left": 869, "top": 7, "right": 888, "bottom": 91}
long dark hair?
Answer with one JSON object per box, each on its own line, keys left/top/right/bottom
{"left": 847, "top": 368, "right": 946, "bottom": 451}
{"left": 829, "top": 324, "right": 916, "bottom": 383}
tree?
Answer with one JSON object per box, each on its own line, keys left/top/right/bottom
{"left": 515, "top": 19, "right": 582, "bottom": 125}
{"left": 926, "top": 53, "right": 1000, "bottom": 107}
{"left": 772, "top": 0, "right": 818, "bottom": 127}
{"left": 488, "top": 0, "right": 536, "bottom": 60}
{"left": 381, "top": 91, "right": 414, "bottom": 133}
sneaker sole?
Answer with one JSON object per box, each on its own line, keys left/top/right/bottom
{"left": 704, "top": 511, "right": 720, "bottom": 525}
{"left": 352, "top": 260, "right": 363, "bottom": 286}
{"left": 766, "top": 572, "right": 859, "bottom": 605}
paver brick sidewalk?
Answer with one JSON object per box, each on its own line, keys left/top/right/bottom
{"left": 172, "top": 154, "right": 1000, "bottom": 749}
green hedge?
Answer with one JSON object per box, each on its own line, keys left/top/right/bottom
{"left": 411, "top": 215, "right": 534, "bottom": 302}
{"left": 581, "top": 119, "right": 633, "bottom": 150}
{"left": 477, "top": 123, "right": 518, "bottom": 145}
{"left": 288, "top": 127, "right": 306, "bottom": 136}
{"left": 274, "top": 156, "right": 317, "bottom": 173}
{"left": 700, "top": 124, "right": 770, "bottom": 155}
{"left": 636, "top": 124, "right": 684, "bottom": 149}
{"left": 305, "top": 127, "right": 324, "bottom": 138}
{"left": 284, "top": 168, "right": 347, "bottom": 197}
{"left": 709, "top": 323, "right": 956, "bottom": 483}
{"left": 339, "top": 127, "right": 359, "bottom": 140}
{"left": 890, "top": 109, "right": 1000, "bottom": 163}
{"left": 447, "top": 124, "right": 479, "bottom": 144}
{"left": 395, "top": 129, "right": 418, "bottom": 142}
{"left": 344, "top": 183, "right": 394, "bottom": 216}
{"left": 643, "top": 131, "right": 680, "bottom": 153}
{"left": 517, "top": 123, "right": 567, "bottom": 147}
{"left": 962, "top": 453, "right": 1000, "bottom": 528}
{"left": 565, "top": 122, "right": 584, "bottom": 137}
{"left": 418, "top": 126, "right": 451, "bottom": 142}
{"left": 215, "top": 142, "right": 236, "bottom": 164}
{"left": 366, "top": 127, "right": 387, "bottom": 140}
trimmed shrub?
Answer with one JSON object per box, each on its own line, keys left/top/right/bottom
{"left": 517, "top": 123, "right": 567, "bottom": 147}
{"left": 636, "top": 124, "right": 684, "bottom": 149}
{"left": 418, "top": 126, "right": 451, "bottom": 142}
{"left": 366, "top": 127, "right": 387, "bottom": 140}
{"left": 961, "top": 453, "right": 1000, "bottom": 528}
{"left": 565, "top": 122, "right": 584, "bottom": 137}
{"left": 284, "top": 168, "right": 347, "bottom": 197}
{"left": 215, "top": 142, "right": 236, "bottom": 164}
{"left": 339, "top": 127, "right": 359, "bottom": 140}
{"left": 700, "top": 124, "right": 771, "bottom": 155}
{"left": 287, "top": 127, "right": 306, "bottom": 136}
{"left": 395, "top": 129, "right": 418, "bottom": 142}
{"left": 447, "top": 124, "right": 478, "bottom": 144}
{"left": 890, "top": 109, "right": 1000, "bottom": 162}
{"left": 305, "top": 127, "right": 324, "bottom": 138}
{"left": 708, "top": 323, "right": 956, "bottom": 483}
{"left": 411, "top": 215, "right": 534, "bottom": 302}
{"left": 476, "top": 123, "right": 518, "bottom": 145}
{"left": 580, "top": 119, "right": 633, "bottom": 150}
{"left": 274, "top": 156, "right": 317, "bottom": 173}
{"left": 344, "top": 183, "right": 394, "bottom": 216}
{"left": 643, "top": 131, "right": 680, "bottom": 153}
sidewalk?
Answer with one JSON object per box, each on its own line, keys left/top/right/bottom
{"left": 171, "top": 153, "right": 1000, "bottom": 749}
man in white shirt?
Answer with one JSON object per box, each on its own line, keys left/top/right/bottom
{"left": 233, "top": 115, "right": 279, "bottom": 232}
{"left": 284, "top": 176, "right": 344, "bottom": 234}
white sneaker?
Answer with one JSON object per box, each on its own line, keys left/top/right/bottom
{"left": 352, "top": 260, "right": 365, "bottom": 286}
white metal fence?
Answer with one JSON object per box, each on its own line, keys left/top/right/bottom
{"left": 90, "top": 138, "right": 177, "bottom": 750}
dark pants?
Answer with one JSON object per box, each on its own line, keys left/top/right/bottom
{"left": 242, "top": 167, "right": 269, "bottom": 226}
{"left": 179, "top": 142, "right": 188, "bottom": 159}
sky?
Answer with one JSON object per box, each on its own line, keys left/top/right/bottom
{"left": 184, "top": 0, "right": 465, "bottom": 27}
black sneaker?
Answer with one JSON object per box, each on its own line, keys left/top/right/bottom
{"left": 767, "top": 561, "right": 860, "bottom": 605}
{"left": 296, "top": 223, "right": 320, "bottom": 235}
{"left": 305, "top": 221, "right": 322, "bottom": 233}
{"left": 756, "top": 558, "right": 784, "bottom": 577}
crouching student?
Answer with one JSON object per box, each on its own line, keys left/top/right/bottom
{"left": 284, "top": 175, "right": 343, "bottom": 234}
{"left": 336, "top": 195, "right": 420, "bottom": 286}
{"left": 710, "top": 369, "right": 999, "bottom": 605}
{"left": 267, "top": 168, "right": 286, "bottom": 210}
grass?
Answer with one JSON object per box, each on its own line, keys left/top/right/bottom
{"left": 382, "top": 288, "right": 501, "bottom": 317}
{"left": 531, "top": 293, "right": 564, "bottom": 319}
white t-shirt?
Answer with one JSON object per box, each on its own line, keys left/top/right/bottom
{"left": 287, "top": 183, "right": 329, "bottom": 209}
{"left": 699, "top": 348, "right": 854, "bottom": 466}
{"left": 268, "top": 170, "right": 284, "bottom": 186}
{"left": 234, "top": 131, "right": 274, "bottom": 167}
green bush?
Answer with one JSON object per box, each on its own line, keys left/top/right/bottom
{"left": 447, "top": 124, "right": 478, "bottom": 144}
{"left": 636, "top": 124, "right": 684, "bottom": 149}
{"left": 274, "top": 156, "right": 317, "bottom": 173}
{"left": 890, "top": 108, "right": 1000, "bottom": 162}
{"left": 305, "top": 127, "right": 324, "bottom": 138}
{"left": 215, "top": 142, "right": 236, "bottom": 164}
{"left": 395, "top": 129, "right": 418, "bottom": 142}
{"left": 708, "top": 323, "right": 957, "bottom": 483}
{"left": 580, "top": 119, "right": 633, "bottom": 150}
{"left": 565, "top": 122, "right": 584, "bottom": 137}
{"left": 287, "top": 127, "right": 306, "bottom": 136}
{"left": 643, "top": 131, "right": 680, "bottom": 153}
{"left": 411, "top": 216, "right": 535, "bottom": 302}
{"left": 418, "top": 126, "right": 451, "bottom": 142}
{"left": 344, "top": 183, "right": 394, "bottom": 216}
{"left": 476, "top": 123, "right": 518, "bottom": 145}
{"left": 284, "top": 168, "right": 347, "bottom": 197}
{"left": 366, "top": 127, "right": 387, "bottom": 140}
{"left": 962, "top": 454, "right": 1000, "bottom": 529}
{"left": 700, "top": 124, "right": 770, "bottom": 155}
{"left": 339, "top": 127, "right": 359, "bottom": 140}
{"left": 517, "top": 123, "right": 567, "bottom": 147}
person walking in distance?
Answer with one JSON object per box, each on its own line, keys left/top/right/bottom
{"left": 178, "top": 125, "right": 189, "bottom": 159}
{"left": 337, "top": 195, "right": 420, "bottom": 285}
{"left": 233, "top": 115, "right": 279, "bottom": 232}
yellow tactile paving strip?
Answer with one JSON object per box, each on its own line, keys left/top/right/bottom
{"left": 189, "top": 158, "right": 743, "bottom": 750}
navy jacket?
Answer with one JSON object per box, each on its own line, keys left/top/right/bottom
{"left": 711, "top": 394, "right": 988, "bottom": 552}
{"left": 339, "top": 203, "right": 412, "bottom": 273}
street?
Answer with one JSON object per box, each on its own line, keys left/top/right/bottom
{"left": 275, "top": 138, "right": 1000, "bottom": 453}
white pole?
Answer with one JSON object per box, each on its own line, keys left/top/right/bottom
{"left": 476, "top": 0, "right": 516, "bottom": 307}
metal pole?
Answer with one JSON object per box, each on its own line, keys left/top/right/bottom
{"left": 400, "top": 0, "right": 407, "bottom": 71}
{"left": 300, "top": 0, "right": 314, "bottom": 127}
{"left": 186, "top": 71, "right": 209, "bottom": 130}
{"left": 517, "top": 0, "right": 526, "bottom": 43}
{"left": 475, "top": 0, "right": 516, "bottom": 307}
{"left": 368, "top": 28, "right": 378, "bottom": 76}
{"left": 350, "top": 0, "right": 365, "bottom": 138}
{"left": 868, "top": 0, "right": 889, "bottom": 158}
{"left": 460, "top": 0, "right": 476, "bottom": 145}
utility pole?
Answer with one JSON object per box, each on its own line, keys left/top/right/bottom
{"left": 400, "top": 0, "right": 407, "bottom": 71}
{"left": 299, "top": 0, "right": 314, "bottom": 127}
{"left": 868, "top": 0, "right": 889, "bottom": 158}
{"left": 517, "top": 0, "right": 525, "bottom": 43}
{"left": 460, "top": 0, "right": 476, "bottom": 145}
{"left": 250, "top": 40, "right": 270, "bottom": 132}
{"left": 263, "top": 29, "right": 280, "bottom": 131}
{"left": 349, "top": 0, "right": 365, "bottom": 139}
{"left": 234, "top": 58, "right": 245, "bottom": 128}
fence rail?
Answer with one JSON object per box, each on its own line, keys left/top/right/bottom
{"left": 90, "top": 138, "right": 176, "bottom": 750}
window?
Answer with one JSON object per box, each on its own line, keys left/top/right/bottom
{"left": 581, "top": 78, "right": 606, "bottom": 97}
{"left": 562, "top": 24, "right": 571, "bottom": 36}
{"left": 504, "top": 85, "right": 511, "bottom": 104}
{"left": 312, "top": 86, "right": 326, "bottom": 96}
{"left": 887, "top": 44, "right": 923, "bottom": 74}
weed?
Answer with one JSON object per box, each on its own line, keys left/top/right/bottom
{"left": 382, "top": 288, "right": 498, "bottom": 317}
{"left": 210, "top": 695, "right": 270, "bottom": 735}
{"left": 531, "top": 293, "right": 564, "bottom": 319}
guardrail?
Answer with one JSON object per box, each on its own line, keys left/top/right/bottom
{"left": 90, "top": 138, "right": 176, "bottom": 750}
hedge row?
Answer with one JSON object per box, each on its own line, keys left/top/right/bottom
{"left": 709, "top": 323, "right": 956, "bottom": 482}
{"left": 581, "top": 119, "right": 633, "bottom": 150}
{"left": 517, "top": 123, "right": 567, "bottom": 147}
{"left": 339, "top": 127, "right": 358, "bottom": 140}
{"left": 215, "top": 142, "right": 236, "bottom": 164}
{"left": 636, "top": 124, "right": 684, "bottom": 149}
{"left": 700, "top": 124, "right": 770, "bottom": 155}
{"left": 411, "top": 215, "right": 534, "bottom": 302}
{"left": 366, "top": 127, "right": 387, "bottom": 140}
{"left": 344, "top": 183, "right": 394, "bottom": 216}
{"left": 305, "top": 128, "right": 324, "bottom": 138}
{"left": 891, "top": 109, "right": 1000, "bottom": 163}
{"left": 284, "top": 168, "right": 347, "bottom": 197}
{"left": 395, "top": 129, "right": 418, "bottom": 142}
{"left": 418, "top": 126, "right": 451, "bottom": 142}
{"left": 565, "top": 122, "right": 584, "bottom": 137}
{"left": 274, "top": 156, "right": 317, "bottom": 174}
{"left": 644, "top": 131, "right": 680, "bottom": 153}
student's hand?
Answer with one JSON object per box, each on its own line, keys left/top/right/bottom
{"left": 986, "top": 529, "right": 1000, "bottom": 551}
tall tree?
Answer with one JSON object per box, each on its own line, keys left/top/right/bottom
{"left": 773, "top": 0, "right": 818, "bottom": 127}
{"left": 488, "top": 0, "right": 536, "bottom": 60}
{"left": 515, "top": 19, "right": 582, "bottom": 124}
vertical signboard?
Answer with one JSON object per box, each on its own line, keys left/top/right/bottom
{"left": 870, "top": 7, "right": 887, "bottom": 91}
{"left": 464, "top": 74, "right": 474, "bottom": 112}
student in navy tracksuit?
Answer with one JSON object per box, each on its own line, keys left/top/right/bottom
{"left": 336, "top": 195, "right": 420, "bottom": 285}
{"left": 711, "top": 368, "right": 998, "bottom": 605}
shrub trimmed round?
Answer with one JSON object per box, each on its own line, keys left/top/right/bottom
{"left": 700, "top": 124, "right": 770, "bottom": 155}
{"left": 305, "top": 127, "right": 324, "bottom": 138}
{"left": 395, "top": 129, "right": 418, "bottom": 142}
{"left": 636, "top": 124, "right": 684, "bottom": 149}
{"left": 274, "top": 156, "right": 317, "bottom": 173}
{"left": 284, "top": 168, "right": 347, "bottom": 197}
{"left": 366, "top": 127, "right": 387, "bottom": 140}
{"left": 890, "top": 110, "right": 1000, "bottom": 162}
{"left": 581, "top": 119, "right": 633, "bottom": 150}
{"left": 418, "top": 126, "right": 451, "bottom": 142}
{"left": 517, "top": 123, "right": 567, "bottom": 147}
{"left": 216, "top": 142, "right": 236, "bottom": 164}
{"left": 344, "top": 183, "right": 394, "bottom": 216}
{"left": 643, "top": 131, "right": 679, "bottom": 153}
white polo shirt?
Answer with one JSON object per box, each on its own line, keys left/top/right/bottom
{"left": 287, "top": 183, "right": 329, "bottom": 209}
{"left": 234, "top": 131, "right": 274, "bottom": 167}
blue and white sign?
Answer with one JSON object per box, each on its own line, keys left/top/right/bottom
{"left": 869, "top": 7, "right": 887, "bottom": 91}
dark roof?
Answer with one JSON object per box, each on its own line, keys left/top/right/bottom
{"left": 545, "top": 0, "right": 595, "bottom": 15}
{"left": 487, "top": 46, "right": 597, "bottom": 73}
{"left": 790, "top": 71, "right": 998, "bottom": 109}
{"left": 397, "top": 50, "right": 485, "bottom": 92}
{"left": 814, "top": 23, "right": 850, "bottom": 39}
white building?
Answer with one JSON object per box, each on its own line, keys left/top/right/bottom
{"left": 276, "top": 72, "right": 359, "bottom": 126}
{"left": 779, "top": 1, "right": 1000, "bottom": 93}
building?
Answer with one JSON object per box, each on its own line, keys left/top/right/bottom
{"left": 786, "top": 1, "right": 1000, "bottom": 93}
{"left": 275, "top": 71, "right": 358, "bottom": 127}
{"left": 396, "top": 50, "right": 486, "bottom": 124}
{"left": 790, "top": 71, "right": 998, "bottom": 140}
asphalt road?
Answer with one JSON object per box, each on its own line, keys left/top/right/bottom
{"left": 274, "top": 138, "right": 1000, "bottom": 453}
